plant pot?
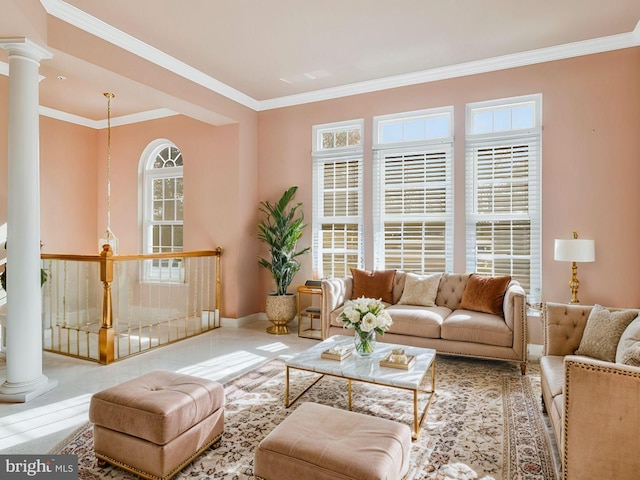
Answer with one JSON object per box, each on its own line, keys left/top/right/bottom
{"left": 265, "top": 294, "right": 297, "bottom": 334}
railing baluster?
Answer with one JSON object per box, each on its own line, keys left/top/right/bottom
{"left": 40, "top": 248, "right": 222, "bottom": 363}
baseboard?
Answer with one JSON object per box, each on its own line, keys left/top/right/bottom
{"left": 221, "top": 313, "right": 267, "bottom": 328}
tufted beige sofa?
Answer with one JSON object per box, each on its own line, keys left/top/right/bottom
{"left": 541, "top": 302, "right": 640, "bottom": 480}
{"left": 321, "top": 272, "right": 528, "bottom": 373}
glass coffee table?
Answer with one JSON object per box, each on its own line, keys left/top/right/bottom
{"left": 285, "top": 335, "right": 436, "bottom": 439}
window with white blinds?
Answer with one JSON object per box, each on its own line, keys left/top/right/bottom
{"left": 312, "top": 120, "right": 364, "bottom": 278}
{"left": 373, "top": 108, "right": 454, "bottom": 273}
{"left": 141, "top": 141, "right": 185, "bottom": 283}
{"left": 465, "top": 95, "right": 542, "bottom": 302}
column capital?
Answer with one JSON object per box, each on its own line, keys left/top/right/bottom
{"left": 0, "top": 37, "right": 52, "bottom": 63}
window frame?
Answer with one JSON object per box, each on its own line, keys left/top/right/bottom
{"left": 311, "top": 119, "right": 364, "bottom": 279}
{"left": 465, "top": 94, "right": 542, "bottom": 302}
{"left": 372, "top": 107, "right": 454, "bottom": 273}
{"left": 139, "top": 139, "right": 185, "bottom": 283}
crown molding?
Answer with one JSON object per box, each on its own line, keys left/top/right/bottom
{"left": 258, "top": 30, "right": 640, "bottom": 111}
{"left": 16, "top": 2, "right": 640, "bottom": 117}
{"left": 40, "top": 0, "right": 260, "bottom": 111}
{"left": 39, "top": 106, "right": 178, "bottom": 128}
{"left": 109, "top": 108, "right": 178, "bottom": 127}
{"left": 39, "top": 105, "right": 100, "bottom": 127}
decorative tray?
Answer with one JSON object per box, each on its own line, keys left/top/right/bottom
{"left": 320, "top": 346, "right": 353, "bottom": 361}
{"left": 379, "top": 351, "right": 415, "bottom": 370}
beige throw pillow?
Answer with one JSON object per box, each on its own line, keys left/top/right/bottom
{"left": 620, "top": 343, "right": 640, "bottom": 367}
{"left": 575, "top": 305, "right": 638, "bottom": 362}
{"left": 397, "top": 273, "right": 441, "bottom": 307}
{"left": 616, "top": 315, "right": 640, "bottom": 364}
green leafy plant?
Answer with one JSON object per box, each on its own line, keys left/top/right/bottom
{"left": 0, "top": 241, "right": 48, "bottom": 292}
{"left": 258, "top": 186, "right": 310, "bottom": 296}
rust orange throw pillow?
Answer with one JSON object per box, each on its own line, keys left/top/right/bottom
{"left": 350, "top": 268, "right": 396, "bottom": 304}
{"left": 460, "top": 274, "right": 511, "bottom": 316}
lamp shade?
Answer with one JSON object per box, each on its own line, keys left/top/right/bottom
{"left": 554, "top": 238, "right": 595, "bottom": 262}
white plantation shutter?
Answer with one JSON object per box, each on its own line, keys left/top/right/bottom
{"left": 373, "top": 108, "right": 454, "bottom": 273}
{"left": 142, "top": 142, "right": 185, "bottom": 282}
{"left": 312, "top": 120, "right": 364, "bottom": 278}
{"left": 465, "top": 95, "right": 542, "bottom": 302}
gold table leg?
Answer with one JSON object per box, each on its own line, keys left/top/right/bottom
{"left": 285, "top": 355, "right": 437, "bottom": 440}
{"left": 285, "top": 366, "right": 290, "bottom": 407}
{"left": 285, "top": 366, "right": 325, "bottom": 408}
{"left": 412, "top": 357, "right": 436, "bottom": 440}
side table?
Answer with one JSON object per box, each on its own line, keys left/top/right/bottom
{"left": 297, "top": 285, "right": 323, "bottom": 340}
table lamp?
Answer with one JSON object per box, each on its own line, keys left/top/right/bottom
{"left": 554, "top": 231, "right": 595, "bottom": 304}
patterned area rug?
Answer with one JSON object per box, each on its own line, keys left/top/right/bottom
{"left": 51, "top": 356, "right": 557, "bottom": 480}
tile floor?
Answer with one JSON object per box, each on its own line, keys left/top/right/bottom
{"left": 0, "top": 319, "right": 317, "bottom": 455}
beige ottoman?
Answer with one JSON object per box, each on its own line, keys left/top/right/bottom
{"left": 254, "top": 402, "right": 411, "bottom": 480}
{"left": 89, "top": 370, "right": 224, "bottom": 480}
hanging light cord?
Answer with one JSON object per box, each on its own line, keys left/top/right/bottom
{"left": 104, "top": 92, "right": 115, "bottom": 234}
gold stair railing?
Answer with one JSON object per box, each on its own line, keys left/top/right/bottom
{"left": 41, "top": 246, "right": 222, "bottom": 364}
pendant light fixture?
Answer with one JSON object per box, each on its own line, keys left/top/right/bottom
{"left": 98, "top": 92, "right": 118, "bottom": 254}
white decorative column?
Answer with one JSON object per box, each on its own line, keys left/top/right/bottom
{"left": 0, "top": 37, "right": 57, "bottom": 402}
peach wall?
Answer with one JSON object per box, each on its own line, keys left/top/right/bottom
{"left": 40, "top": 117, "right": 98, "bottom": 254}
{"left": 1, "top": 78, "right": 98, "bottom": 255}
{"left": 3, "top": 47, "right": 639, "bottom": 328}
{"left": 235, "top": 116, "right": 260, "bottom": 316}
{"left": 94, "top": 114, "right": 259, "bottom": 318}
{"left": 258, "top": 47, "right": 640, "bottom": 309}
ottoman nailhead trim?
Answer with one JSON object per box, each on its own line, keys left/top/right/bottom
{"left": 95, "top": 431, "right": 223, "bottom": 480}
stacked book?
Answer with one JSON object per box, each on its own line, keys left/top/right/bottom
{"left": 380, "top": 349, "right": 415, "bottom": 370}
{"left": 321, "top": 345, "right": 353, "bottom": 361}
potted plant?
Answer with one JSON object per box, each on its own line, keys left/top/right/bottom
{"left": 258, "top": 186, "right": 310, "bottom": 334}
{"left": 0, "top": 241, "right": 48, "bottom": 292}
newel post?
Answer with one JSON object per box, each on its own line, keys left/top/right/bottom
{"left": 99, "top": 244, "right": 115, "bottom": 364}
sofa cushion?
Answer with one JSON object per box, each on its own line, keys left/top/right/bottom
{"left": 397, "top": 273, "right": 441, "bottom": 307}
{"left": 351, "top": 268, "right": 396, "bottom": 304}
{"left": 575, "top": 304, "right": 638, "bottom": 362}
{"left": 459, "top": 274, "right": 511, "bottom": 317}
{"left": 540, "top": 355, "right": 565, "bottom": 398}
{"left": 616, "top": 316, "right": 640, "bottom": 363}
{"left": 435, "top": 273, "right": 470, "bottom": 310}
{"left": 385, "top": 305, "right": 450, "bottom": 339}
{"left": 441, "top": 310, "right": 513, "bottom": 347}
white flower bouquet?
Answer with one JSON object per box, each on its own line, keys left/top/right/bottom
{"left": 338, "top": 297, "right": 393, "bottom": 355}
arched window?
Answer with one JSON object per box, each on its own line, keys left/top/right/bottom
{"left": 140, "top": 139, "right": 184, "bottom": 281}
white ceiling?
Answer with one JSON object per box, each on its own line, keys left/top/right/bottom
{"left": 1, "top": 0, "right": 640, "bottom": 126}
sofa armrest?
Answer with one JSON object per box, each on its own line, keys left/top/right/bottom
{"left": 542, "top": 302, "right": 592, "bottom": 356}
{"left": 563, "top": 356, "right": 640, "bottom": 479}
{"left": 321, "top": 277, "right": 352, "bottom": 339}
{"left": 503, "top": 282, "right": 527, "bottom": 364}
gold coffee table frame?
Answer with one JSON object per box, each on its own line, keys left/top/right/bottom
{"left": 285, "top": 335, "right": 436, "bottom": 440}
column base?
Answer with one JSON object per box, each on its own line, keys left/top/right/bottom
{"left": 0, "top": 375, "right": 58, "bottom": 403}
